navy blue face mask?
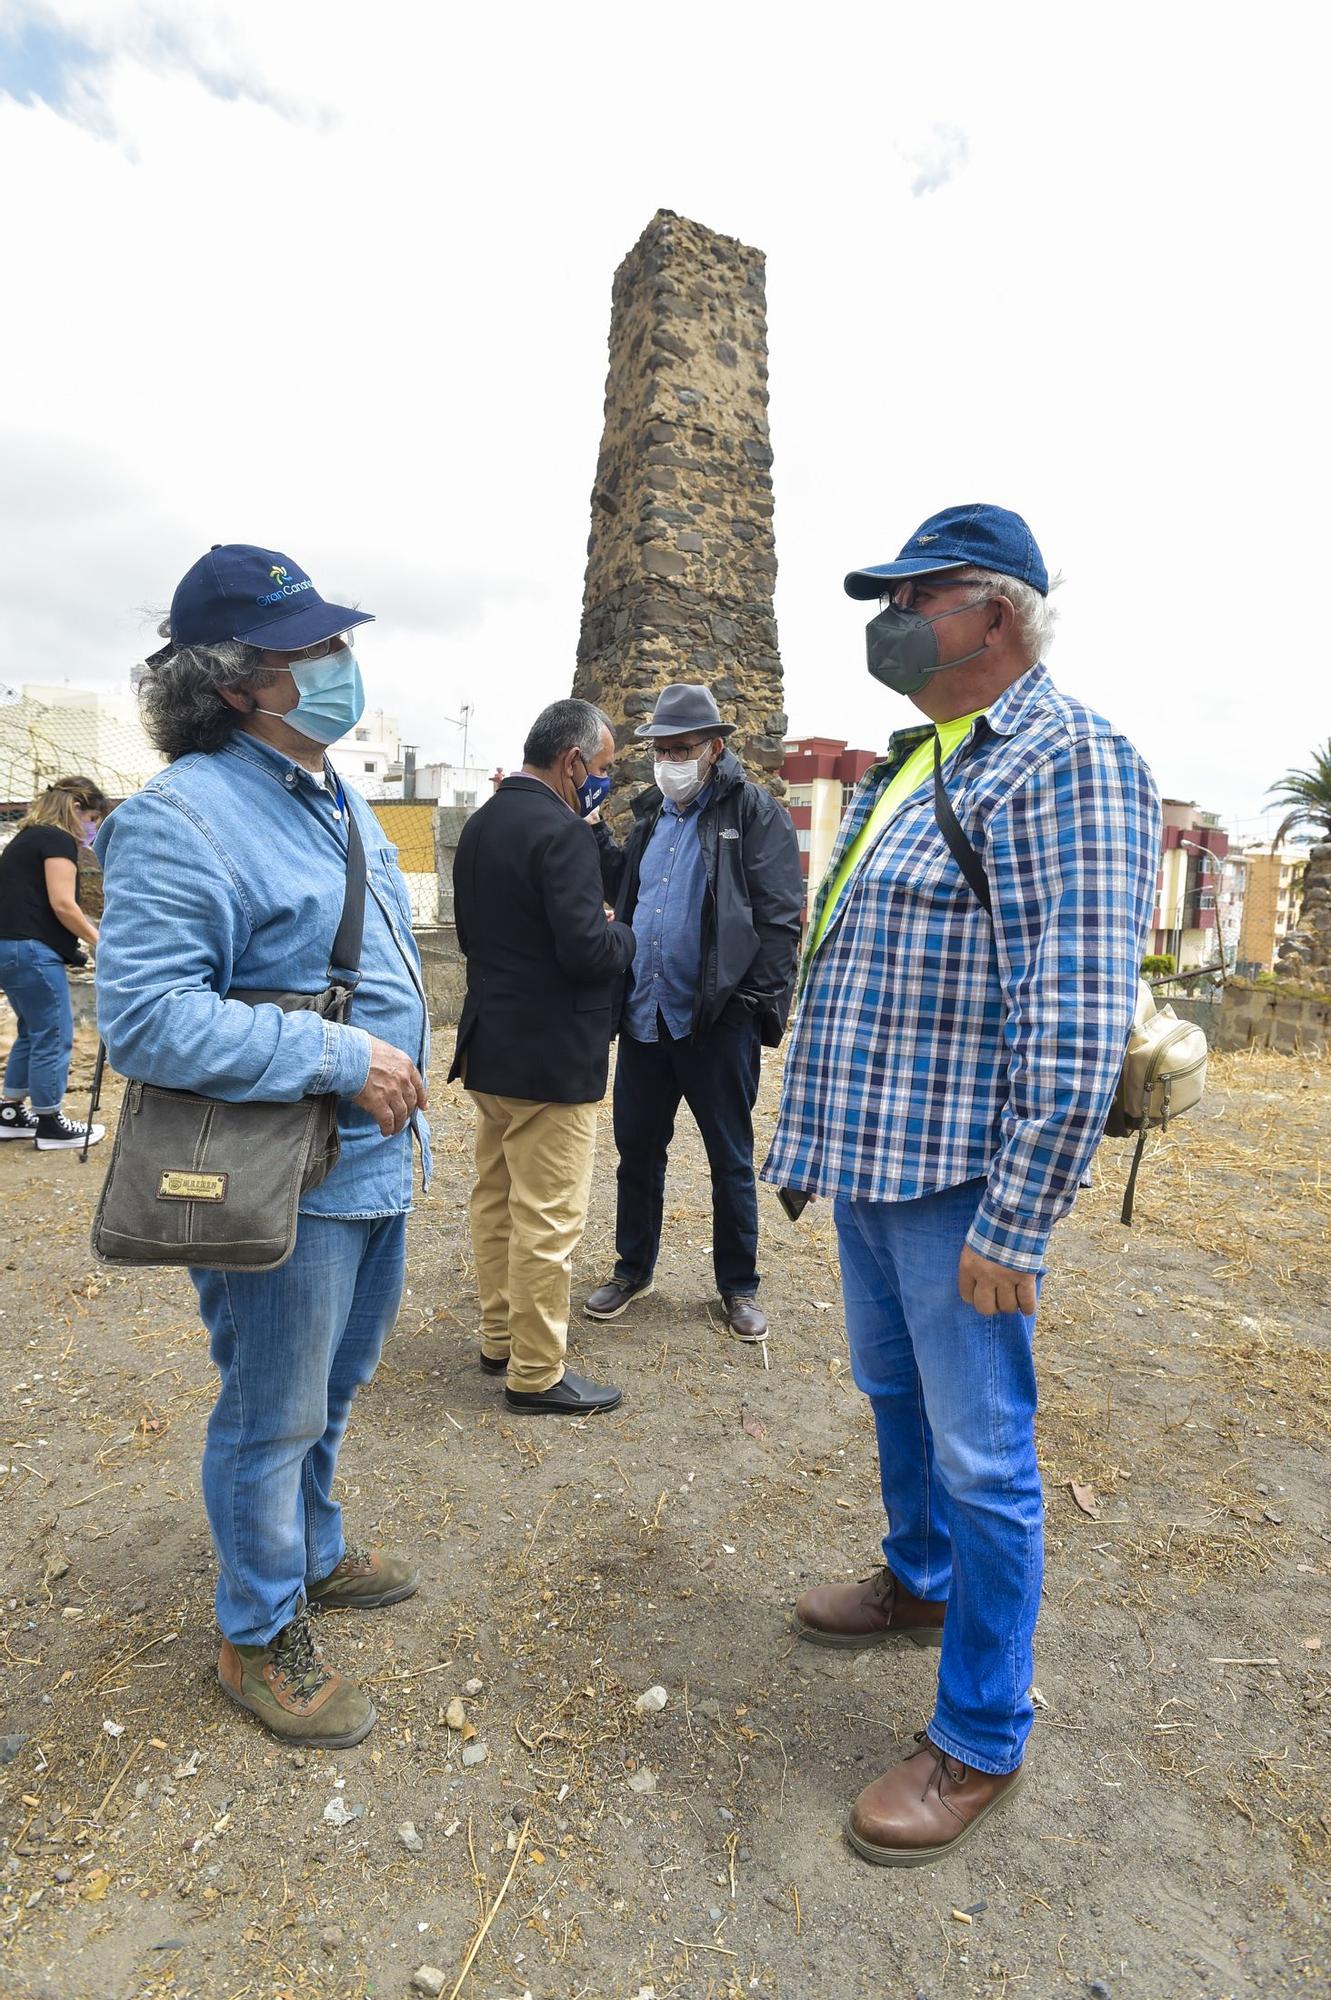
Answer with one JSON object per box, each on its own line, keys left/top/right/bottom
{"left": 574, "top": 755, "right": 612, "bottom": 816}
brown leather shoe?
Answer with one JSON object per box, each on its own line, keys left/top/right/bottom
{"left": 795, "top": 1566, "right": 946, "bottom": 1649}
{"left": 721, "top": 1294, "right": 767, "bottom": 1341}
{"left": 846, "top": 1731, "right": 1025, "bottom": 1867}
{"left": 584, "top": 1278, "right": 653, "bottom": 1321}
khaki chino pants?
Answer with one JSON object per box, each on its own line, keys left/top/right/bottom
{"left": 467, "top": 1091, "right": 600, "bottom": 1393}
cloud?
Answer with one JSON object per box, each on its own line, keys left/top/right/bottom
{"left": 0, "top": 12, "right": 108, "bottom": 124}
{"left": 0, "top": 1, "right": 1325, "bottom": 823}
{"left": 902, "top": 122, "right": 970, "bottom": 197}
{"left": 0, "top": 3, "right": 312, "bottom": 133}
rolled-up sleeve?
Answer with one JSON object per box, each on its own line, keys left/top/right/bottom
{"left": 96, "top": 792, "right": 372, "bottom": 1102}
{"left": 967, "top": 734, "right": 1161, "bottom": 1271}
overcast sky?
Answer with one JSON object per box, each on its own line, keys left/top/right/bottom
{"left": 0, "top": 0, "right": 1324, "bottom": 838}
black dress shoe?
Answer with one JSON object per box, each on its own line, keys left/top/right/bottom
{"left": 479, "top": 1351, "right": 507, "bottom": 1376}
{"left": 584, "top": 1278, "right": 653, "bottom": 1321}
{"left": 722, "top": 1294, "right": 768, "bottom": 1342}
{"left": 504, "top": 1369, "right": 623, "bottom": 1415}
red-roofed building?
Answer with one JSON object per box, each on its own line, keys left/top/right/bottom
{"left": 782, "top": 736, "right": 880, "bottom": 916}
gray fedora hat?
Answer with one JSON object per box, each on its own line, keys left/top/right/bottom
{"left": 633, "top": 683, "right": 736, "bottom": 740}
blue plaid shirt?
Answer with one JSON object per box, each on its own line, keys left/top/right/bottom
{"left": 761, "top": 664, "right": 1161, "bottom": 1272}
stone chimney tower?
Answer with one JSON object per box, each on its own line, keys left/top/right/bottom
{"left": 573, "top": 210, "right": 788, "bottom": 823}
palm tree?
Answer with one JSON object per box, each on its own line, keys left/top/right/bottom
{"left": 1267, "top": 739, "right": 1331, "bottom": 849}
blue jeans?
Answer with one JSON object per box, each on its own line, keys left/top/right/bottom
{"left": 612, "top": 1014, "right": 762, "bottom": 1296}
{"left": 192, "top": 1212, "right": 407, "bottom": 1646}
{"left": 0, "top": 938, "right": 75, "bottom": 1112}
{"left": 834, "top": 1183, "right": 1044, "bottom": 1775}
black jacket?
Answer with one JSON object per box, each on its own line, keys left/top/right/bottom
{"left": 449, "top": 776, "right": 637, "bottom": 1103}
{"left": 597, "top": 750, "right": 804, "bottom": 1046}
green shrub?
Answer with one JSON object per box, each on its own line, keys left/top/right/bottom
{"left": 1141, "top": 953, "right": 1176, "bottom": 977}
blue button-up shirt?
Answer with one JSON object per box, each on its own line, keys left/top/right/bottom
{"left": 624, "top": 784, "right": 713, "bottom": 1042}
{"left": 95, "top": 732, "right": 430, "bottom": 1219}
{"left": 761, "top": 665, "right": 1160, "bottom": 1272}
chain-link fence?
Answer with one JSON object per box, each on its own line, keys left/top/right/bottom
{"left": 0, "top": 685, "right": 163, "bottom": 813}
{"left": 1, "top": 687, "right": 461, "bottom": 932}
{"left": 366, "top": 801, "right": 443, "bottom": 926}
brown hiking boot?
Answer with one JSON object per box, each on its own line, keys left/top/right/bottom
{"left": 306, "top": 1546, "right": 420, "bottom": 1611}
{"left": 846, "top": 1731, "right": 1025, "bottom": 1867}
{"left": 794, "top": 1566, "right": 946, "bottom": 1649}
{"left": 218, "top": 1607, "right": 377, "bottom": 1748}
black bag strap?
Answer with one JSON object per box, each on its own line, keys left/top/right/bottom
{"left": 1120, "top": 1120, "right": 1149, "bottom": 1227}
{"left": 327, "top": 796, "right": 366, "bottom": 988}
{"left": 932, "top": 734, "right": 991, "bottom": 916}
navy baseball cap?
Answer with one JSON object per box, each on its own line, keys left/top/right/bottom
{"left": 844, "top": 504, "right": 1049, "bottom": 600}
{"left": 168, "top": 544, "right": 375, "bottom": 651}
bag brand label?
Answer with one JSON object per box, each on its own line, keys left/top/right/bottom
{"left": 157, "top": 1170, "right": 228, "bottom": 1202}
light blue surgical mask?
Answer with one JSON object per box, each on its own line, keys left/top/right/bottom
{"left": 255, "top": 645, "right": 366, "bottom": 745}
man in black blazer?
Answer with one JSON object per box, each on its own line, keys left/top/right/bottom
{"left": 449, "top": 700, "right": 636, "bottom": 1414}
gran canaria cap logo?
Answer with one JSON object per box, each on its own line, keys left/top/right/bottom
{"left": 256, "top": 558, "right": 314, "bottom": 608}
{"left": 916, "top": 533, "right": 938, "bottom": 545}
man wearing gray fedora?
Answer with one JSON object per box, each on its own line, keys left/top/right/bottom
{"left": 586, "top": 685, "right": 803, "bottom": 1341}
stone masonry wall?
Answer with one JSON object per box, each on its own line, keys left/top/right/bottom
{"left": 572, "top": 210, "right": 787, "bottom": 827}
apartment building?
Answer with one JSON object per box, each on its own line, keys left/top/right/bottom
{"left": 1231, "top": 844, "right": 1309, "bottom": 974}
{"left": 1149, "top": 801, "right": 1231, "bottom": 971}
{"left": 781, "top": 736, "right": 879, "bottom": 915}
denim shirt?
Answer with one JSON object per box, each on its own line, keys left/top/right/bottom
{"left": 94, "top": 732, "right": 430, "bottom": 1219}
{"left": 624, "top": 783, "right": 713, "bottom": 1043}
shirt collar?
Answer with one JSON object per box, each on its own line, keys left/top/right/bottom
{"left": 983, "top": 660, "right": 1052, "bottom": 738}
{"left": 228, "top": 729, "right": 333, "bottom": 793}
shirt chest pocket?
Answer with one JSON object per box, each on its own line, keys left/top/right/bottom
{"left": 366, "top": 841, "right": 415, "bottom": 930}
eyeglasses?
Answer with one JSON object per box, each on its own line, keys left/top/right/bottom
{"left": 879, "top": 580, "right": 981, "bottom": 613}
{"left": 267, "top": 635, "right": 350, "bottom": 664}
{"left": 654, "top": 738, "right": 715, "bottom": 762}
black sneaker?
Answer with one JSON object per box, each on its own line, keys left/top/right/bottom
{"left": 0, "top": 1102, "right": 38, "bottom": 1141}
{"left": 34, "top": 1112, "right": 105, "bottom": 1152}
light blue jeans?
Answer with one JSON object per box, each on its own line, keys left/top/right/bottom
{"left": 192, "top": 1212, "right": 407, "bottom": 1646}
{"left": 834, "top": 1182, "right": 1044, "bottom": 1775}
{"left": 0, "top": 938, "right": 75, "bottom": 1112}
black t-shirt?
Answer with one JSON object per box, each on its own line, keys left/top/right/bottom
{"left": 0, "top": 825, "right": 85, "bottom": 964}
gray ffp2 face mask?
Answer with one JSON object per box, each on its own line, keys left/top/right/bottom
{"left": 865, "top": 598, "right": 991, "bottom": 696}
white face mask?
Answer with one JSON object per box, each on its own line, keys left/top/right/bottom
{"left": 655, "top": 754, "right": 710, "bottom": 805}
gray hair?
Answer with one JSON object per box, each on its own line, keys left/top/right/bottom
{"left": 136, "top": 620, "right": 279, "bottom": 763}
{"left": 951, "top": 568, "right": 1059, "bottom": 663}
{"left": 523, "top": 698, "right": 612, "bottom": 769}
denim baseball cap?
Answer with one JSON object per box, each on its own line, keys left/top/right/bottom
{"left": 168, "top": 544, "right": 375, "bottom": 651}
{"left": 844, "top": 504, "right": 1049, "bottom": 600}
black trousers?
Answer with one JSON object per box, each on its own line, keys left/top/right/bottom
{"left": 611, "top": 1013, "right": 762, "bottom": 1298}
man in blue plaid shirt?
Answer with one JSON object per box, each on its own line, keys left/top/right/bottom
{"left": 763, "top": 504, "right": 1160, "bottom": 1866}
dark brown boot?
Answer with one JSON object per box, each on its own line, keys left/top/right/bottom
{"left": 846, "top": 1731, "right": 1025, "bottom": 1867}
{"left": 794, "top": 1566, "right": 946, "bottom": 1649}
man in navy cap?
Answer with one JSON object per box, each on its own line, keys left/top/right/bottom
{"left": 764, "top": 507, "right": 1160, "bottom": 1863}
{"left": 585, "top": 683, "right": 803, "bottom": 1343}
{"left": 95, "top": 545, "right": 429, "bottom": 1749}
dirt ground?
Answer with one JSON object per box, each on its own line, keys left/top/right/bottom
{"left": 0, "top": 1033, "right": 1328, "bottom": 2000}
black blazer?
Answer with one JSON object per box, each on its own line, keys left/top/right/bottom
{"left": 448, "top": 776, "right": 636, "bottom": 1103}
